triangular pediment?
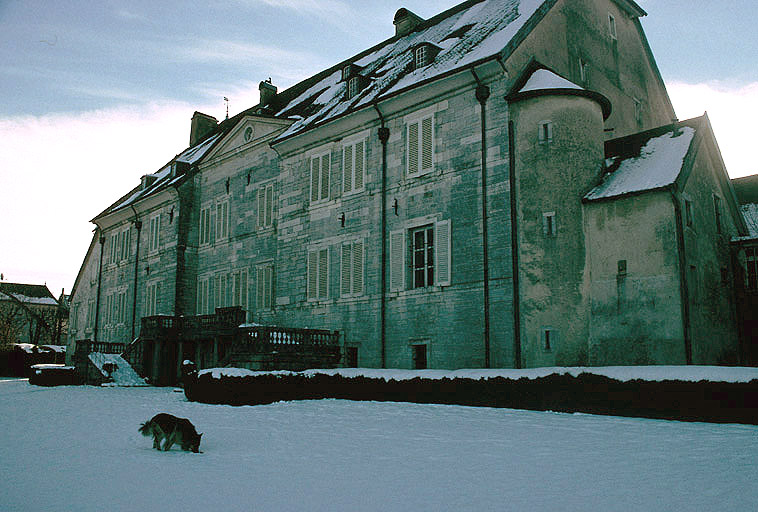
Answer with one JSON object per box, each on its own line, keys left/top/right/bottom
{"left": 204, "top": 115, "right": 293, "bottom": 162}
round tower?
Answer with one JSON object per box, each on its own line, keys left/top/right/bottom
{"left": 506, "top": 66, "right": 611, "bottom": 368}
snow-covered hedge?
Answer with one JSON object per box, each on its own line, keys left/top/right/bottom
{"left": 185, "top": 367, "right": 758, "bottom": 424}
{"left": 28, "top": 364, "right": 80, "bottom": 386}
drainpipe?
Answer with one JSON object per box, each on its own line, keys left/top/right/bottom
{"left": 671, "top": 189, "right": 693, "bottom": 364}
{"left": 472, "top": 68, "right": 492, "bottom": 368}
{"left": 94, "top": 231, "right": 105, "bottom": 341}
{"left": 130, "top": 205, "right": 142, "bottom": 341}
{"left": 508, "top": 120, "right": 522, "bottom": 368}
{"left": 374, "top": 102, "right": 389, "bottom": 368}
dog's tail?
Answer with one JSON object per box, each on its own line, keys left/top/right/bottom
{"left": 138, "top": 419, "right": 153, "bottom": 436}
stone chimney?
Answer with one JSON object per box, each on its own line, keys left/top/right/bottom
{"left": 259, "top": 79, "right": 277, "bottom": 107}
{"left": 393, "top": 8, "right": 424, "bottom": 37}
{"left": 189, "top": 111, "right": 218, "bottom": 147}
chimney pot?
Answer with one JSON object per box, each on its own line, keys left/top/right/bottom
{"left": 259, "top": 80, "right": 278, "bottom": 107}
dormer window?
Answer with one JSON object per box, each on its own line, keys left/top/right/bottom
{"left": 415, "top": 46, "right": 428, "bottom": 68}
{"left": 342, "top": 65, "right": 351, "bottom": 81}
{"left": 412, "top": 43, "right": 441, "bottom": 70}
{"left": 348, "top": 76, "right": 361, "bottom": 99}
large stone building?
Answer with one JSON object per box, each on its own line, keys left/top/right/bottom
{"left": 68, "top": 0, "right": 748, "bottom": 372}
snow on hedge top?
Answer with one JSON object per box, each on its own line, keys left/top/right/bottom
{"left": 200, "top": 365, "right": 758, "bottom": 383}
{"left": 275, "top": 0, "right": 544, "bottom": 141}
{"left": 585, "top": 126, "right": 695, "bottom": 201}
{"left": 518, "top": 69, "right": 582, "bottom": 93}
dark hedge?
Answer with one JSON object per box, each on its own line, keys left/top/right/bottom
{"left": 184, "top": 372, "right": 758, "bottom": 424}
{"left": 29, "top": 366, "right": 81, "bottom": 386}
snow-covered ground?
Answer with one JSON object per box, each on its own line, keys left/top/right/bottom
{"left": 1, "top": 378, "right": 757, "bottom": 511}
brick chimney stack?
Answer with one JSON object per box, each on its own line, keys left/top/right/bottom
{"left": 259, "top": 79, "right": 277, "bottom": 107}
{"left": 189, "top": 111, "right": 218, "bottom": 146}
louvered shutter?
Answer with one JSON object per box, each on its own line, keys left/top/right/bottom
{"left": 341, "top": 243, "right": 352, "bottom": 296}
{"left": 435, "top": 220, "right": 451, "bottom": 286}
{"left": 265, "top": 266, "right": 273, "bottom": 309}
{"left": 265, "top": 185, "right": 273, "bottom": 227}
{"left": 311, "top": 157, "right": 320, "bottom": 202}
{"left": 307, "top": 251, "right": 318, "bottom": 300}
{"left": 421, "top": 116, "right": 433, "bottom": 171}
{"left": 354, "top": 141, "right": 364, "bottom": 189}
{"left": 257, "top": 188, "right": 265, "bottom": 228}
{"left": 343, "top": 145, "right": 353, "bottom": 193}
{"left": 320, "top": 154, "right": 330, "bottom": 201}
{"left": 257, "top": 267, "right": 264, "bottom": 308}
{"left": 318, "top": 248, "right": 328, "bottom": 299}
{"left": 389, "top": 229, "right": 405, "bottom": 291}
{"left": 408, "top": 122, "right": 419, "bottom": 175}
{"left": 352, "top": 241, "right": 363, "bottom": 295}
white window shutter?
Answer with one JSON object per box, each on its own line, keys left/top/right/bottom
{"left": 310, "top": 157, "right": 320, "bottom": 203}
{"left": 341, "top": 243, "right": 352, "bottom": 296}
{"left": 408, "top": 122, "right": 419, "bottom": 175}
{"left": 435, "top": 220, "right": 451, "bottom": 286}
{"left": 354, "top": 141, "right": 364, "bottom": 190}
{"left": 265, "top": 185, "right": 273, "bottom": 227}
{"left": 257, "top": 188, "right": 265, "bottom": 228}
{"left": 343, "top": 145, "right": 353, "bottom": 194}
{"left": 318, "top": 248, "right": 329, "bottom": 299}
{"left": 320, "top": 154, "right": 330, "bottom": 201}
{"left": 307, "top": 251, "right": 318, "bottom": 300}
{"left": 353, "top": 241, "right": 363, "bottom": 295}
{"left": 421, "top": 116, "right": 433, "bottom": 171}
{"left": 389, "top": 229, "right": 405, "bottom": 291}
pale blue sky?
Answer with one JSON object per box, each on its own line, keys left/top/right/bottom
{"left": 0, "top": 0, "right": 756, "bottom": 295}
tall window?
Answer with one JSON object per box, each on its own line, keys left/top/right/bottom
{"left": 407, "top": 114, "right": 434, "bottom": 176}
{"left": 411, "top": 225, "right": 434, "bottom": 289}
{"left": 684, "top": 199, "right": 694, "bottom": 228}
{"left": 149, "top": 214, "right": 161, "bottom": 252}
{"left": 579, "top": 58, "right": 588, "bottom": 84}
{"left": 231, "top": 268, "right": 248, "bottom": 312}
{"left": 608, "top": 13, "right": 617, "bottom": 39}
{"left": 197, "top": 277, "right": 210, "bottom": 315}
{"left": 215, "top": 199, "right": 229, "bottom": 241}
{"left": 310, "top": 152, "right": 331, "bottom": 203}
{"left": 109, "top": 227, "right": 131, "bottom": 264}
{"left": 86, "top": 300, "right": 95, "bottom": 329}
{"left": 390, "top": 220, "right": 451, "bottom": 291}
{"left": 341, "top": 240, "right": 364, "bottom": 296}
{"left": 342, "top": 139, "right": 365, "bottom": 195}
{"left": 542, "top": 328, "right": 555, "bottom": 351}
{"left": 256, "top": 265, "right": 274, "bottom": 310}
{"left": 214, "top": 272, "right": 229, "bottom": 309}
{"left": 199, "top": 205, "right": 212, "bottom": 245}
{"left": 145, "top": 282, "right": 160, "bottom": 316}
{"left": 307, "top": 247, "right": 329, "bottom": 300}
{"left": 543, "top": 212, "right": 557, "bottom": 237}
{"left": 347, "top": 77, "right": 361, "bottom": 99}
{"left": 257, "top": 184, "right": 274, "bottom": 229}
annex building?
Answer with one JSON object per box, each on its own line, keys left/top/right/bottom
{"left": 67, "top": 0, "right": 750, "bottom": 378}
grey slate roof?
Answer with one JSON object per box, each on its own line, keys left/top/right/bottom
{"left": 0, "top": 282, "right": 58, "bottom": 306}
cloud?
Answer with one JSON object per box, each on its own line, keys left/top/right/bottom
{"left": 235, "top": 0, "right": 357, "bottom": 24}
{"left": 178, "top": 39, "right": 317, "bottom": 66}
{"left": 667, "top": 80, "right": 758, "bottom": 178}
{"left": 0, "top": 101, "right": 204, "bottom": 295}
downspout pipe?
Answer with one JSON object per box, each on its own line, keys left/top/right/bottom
{"left": 130, "top": 205, "right": 142, "bottom": 341}
{"left": 94, "top": 231, "right": 105, "bottom": 341}
{"left": 472, "top": 68, "right": 492, "bottom": 368}
{"left": 671, "top": 189, "right": 693, "bottom": 364}
{"left": 374, "top": 102, "right": 389, "bottom": 368}
{"left": 508, "top": 119, "right": 522, "bottom": 368}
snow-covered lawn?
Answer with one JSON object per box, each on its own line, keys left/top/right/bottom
{"left": 2, "top": 378, "right": 757, "bottom": 511}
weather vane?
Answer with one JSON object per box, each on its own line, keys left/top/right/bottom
{"left": 224, "top": 97, "right": 229, "bottom": 120}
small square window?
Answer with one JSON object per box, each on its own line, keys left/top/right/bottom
{"left": 543, "top": 212, "right": 557, "bottom": 237}
{"left": 608, "top": 14, "right": 617, "bottom": 39}
{"left": 538, "top": 121, "right": 553, "bottom": 144}
{"left": 542, "top": 328, "right": 554, "bottom": 352}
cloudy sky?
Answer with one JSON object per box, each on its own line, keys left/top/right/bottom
{"left": 1, "top": 0, "right": 756, "bottom": 297}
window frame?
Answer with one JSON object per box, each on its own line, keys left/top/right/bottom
{"left": 342, "top": 134, "right": 367, "bottom": 196}
{"left": 199, "top": 204, "right": 213, "bottom": 246}
{"left": 406, "top": 113, "right": 435, "bottom": 177}
{"left": 745, "top": 247, "right": 758, "bottom": 291}
{"left": 543, "top": 211, "right": 557, "bottom": 237}
{"left": 538, "top": 121, "right": 554, "bottom": 145}
{"left": 257, "top": 183, "right": 275, "bottom": 229}
{"left": 307, "top": 246, "right": 330, "bottom": 301}
{"left": 713, "top": 194, "right": 723, "bottom": 235}
{"left": 608, "top": 13, "right": 617, "bottom": 40}
{"left": 215, "top": 198, "right": 230, "bottom": 242}
{"left": 144, "top": 281, "right": 160, "bottom": 317}
{"left": 309, "top": 149, "right": 332, "bottom": 205}
{"left": 256, "top": 264, "right": 274, "bottom": 311}
{"left": 148, "top": 214, "right": 161, "bottom": 253}
{"left": 389, "top": 218, "right": 451, "bottom": 292}
{"left": 415, "top": 45, "right": 428, "bottom": 69}
{"left": 197, "top": 276, "right": 211, "bottom": 315}
{"left": 340, "top": 239, "right": 365, "bottom": 297}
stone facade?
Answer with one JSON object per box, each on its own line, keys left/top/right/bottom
{"left": 68, "top": 0, "right": 747, "bottom": 369}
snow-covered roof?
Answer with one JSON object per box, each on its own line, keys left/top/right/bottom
{"left": 518, "top": 68, "right": 583, "bottom": 93}
{"left": 585, "top": 124, "right": 696, "bottom": 201}
{"left": 271, "top": 0, "right": 547, "bottom": 142}
{"left": 740, "top": 203, "right": 758, "bottom": 238}
{"left": 95, "top": 132, "right": 222, "bottom": 219}
{"left": 0, "top": 282, "right": 58, "bottom": 306}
